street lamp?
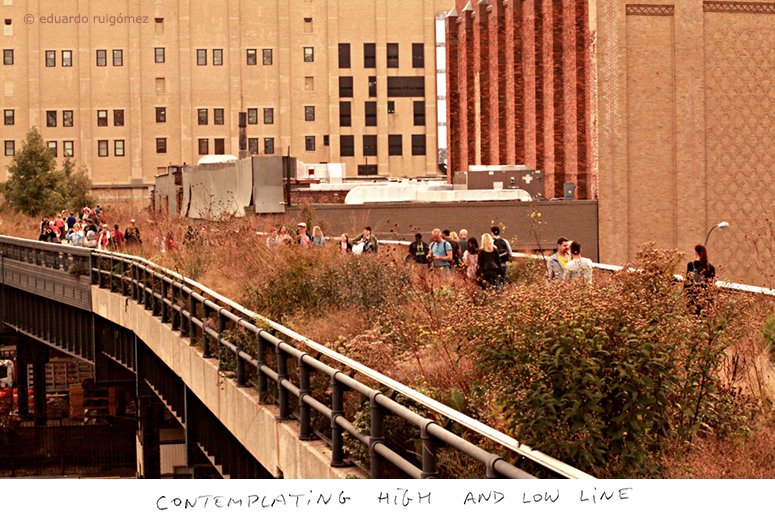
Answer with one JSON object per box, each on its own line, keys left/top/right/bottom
{"left": 704, "top": 221, "right": 729, "bottom": 247}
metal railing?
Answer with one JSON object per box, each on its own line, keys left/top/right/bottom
{"left": 86, "top": 246, "right": 591, "bottom": 479}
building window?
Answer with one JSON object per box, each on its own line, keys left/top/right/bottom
{"left": 364, "top": 43, "right": 376, "bottom": 68}
{"left": 264, "top": 138, "right": 274, "bottom": 155}
{"left": 304, "top": 18, "right": 313, "bottom": 33}
{"left": 248, "top": 138, "right": 258, "bottom": 155}
{"left": 156, "top": 78, "right": 166, "bottom": 94}
{"left": 340, "top": 135, "right": 354, "bottom": 157}
{"left": 213, "top": 49, "right": 223, "bottom": 66}
{"left": 115, "top": 140, "right": 125, "bottom": 156}
{"left": 387, "top": 100, "right": 395, "bottom": 114}
{"left": 412, "top": 134, "right": 426, "bottom": 156}
{"left": 198, "top": 139, "right": 208, "bottom": 155}
{"left": 97, "top": 110, "right": 107, "bottom": 126}
{"left": 303, "top": 47, "right": 314, "bottom": 63}
{"left": 339, "top": 102, "right": 351, "bottom": 127}
{"left": 47, "top": 141, "right": 57, "bottom": 157}
{"left": 305, "top": 76, "right": 314, "bottom": 92}
{"left": 3, "top": 49, "right": 12, "bottom": 66}
{"left": 339, "top": 76, "right": 353, "bottom": 98}
{"left": 114, "top": 110, "right": 124, "bottom": 126}
{"left": 155, "top": 18, "right": 164, "bottom": 34}
{"left": 414, "top": 101, "right": 425, "bottom": 126}
{"left": 305, "top": 136, "right": 315, "bottom": 152}
{"left": 263, "top": 49, "right": 272, "bottom": 65}
{"left": 113, "top": 50, "right": 123, "bottom": 66}
{"left": 98, "top": 140, "right": 108, "bottom": 157}
{"left": 264, "top": 108, "right": 274, "bottom": 124}
{"left": 368, "top": 76, "right": 377, "bottom": 97}
{"left": 197, "top": 49, "right": 207, "bottom": 66}
{"left": 363, "top": 135, "right": 377, "bottom": 157}
{"left": 338, "top": 43, "right": 350, "bottom": 68}
{"left": 247, "top": 108, "right": 258, "bottom": 124}
{"left": 46, "top": 50, "right": 56, "bottom": 67}
{"left": 96, "top": 50, "right": 106, "bottom": 67}
{"left": 63, "top": 110, "right": 73, "bottom": 127}
{"left": 155, "top": 48, "right": 165, "bottom": 63}
{"left": 412, "top": 43, "right": 424, "bottom": 68}
{"left": 198, "top": 109, "right": 208, "bottom": 125}
{"left": 388, "top": 134, "right": 402, "bottom": 156}
{"left": 387, "top": 76, "right": 425, "bottom": 97}
{"left": 323, "top": 135, "right": 329, "bottom": 146}
{"left": 214, "top": 138, "right": 225, "bottom": 155}
{"left": 247, "top": 49, "right": 257, "bottom": 65}
{"left": 156, "top": 107, "right": 166, "bottom": 123}
{"left": 387, "top": 43, "right": 399, "bottom": 68}
{"left": 62, "top": 50, "right": 72, "bottom": 67}
{"left": 365, "top": 102, "right": 377, "bottom": 126}
{"left": 63, "top": 141, "right": 73, "bottom": 157}
{"left": 156, "top": 138, "right": 167, "bottom": 154}
{"left": 304, "top": 106, "right": 315, "bottom": 122}
{"left": 3, "top": 109, "right": 13, "bottom": 125}
{"left": 47, "top": 111, "right": 57, "bottom": 127}
{"left": 4, "top": 141, "right": 14, "bottom": 156}
{"left": 214, "top": 108, "right": 224, "bottom": 125}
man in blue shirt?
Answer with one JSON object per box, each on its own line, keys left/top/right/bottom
{"left": 428, "top": 228, "right": 452, "bottom": 275}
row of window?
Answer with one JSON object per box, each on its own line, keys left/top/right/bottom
{"left": 3, "top": 134, "right": 426, "bottom": 158}
{"left": 3, "top": 41, "right": 424, "bottom": 69}
{"left": 339, "top": 76, "right": 425, "bottom": 98}
{"left": 3, "top": 108, "right": 258, "bottom": 127}
{"left": 338, "top": 43, "right": 424, "bottom": 69}
{"left": 338, "top": 101, "right": 425, "bottom": 127}
{"left": 339, "top": 135, "right": 426, "bottom": 157}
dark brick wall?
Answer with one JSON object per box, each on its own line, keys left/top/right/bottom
{"left": 286, "top": 200, "right": 599, "bottom": 261}
{"left": 290, "top": 190, "right": 348, "bottom": 205}
{"left": 446, "top": 0, "right": 593, "bottom": 200}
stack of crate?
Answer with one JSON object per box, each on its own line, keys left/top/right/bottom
{"left": 69, "top": 384, "right": 84, "bottom": 419}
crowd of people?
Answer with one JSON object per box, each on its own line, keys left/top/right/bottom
{"left": 37, "top": 205, "right": 142, "bottom": 250}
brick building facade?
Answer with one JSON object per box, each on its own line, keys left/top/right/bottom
{"left": 445, "top": 0, "right": 595, "bottom": 200}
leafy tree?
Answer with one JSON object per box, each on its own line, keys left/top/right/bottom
{"left": 2, "top": 127, "right": 95, "bottom": 216}
{"left": 61, "top": 156, "right": 96, "bottom": 210}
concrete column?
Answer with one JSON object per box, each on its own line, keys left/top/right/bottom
{"left": 445, "top": 11, "right": 460, "bottom": 182}
{"left": 138, "top": 394, "right": 163, "bottom": 479}
{"left": 473, "top": 2, "right": 489, "bottom": 165}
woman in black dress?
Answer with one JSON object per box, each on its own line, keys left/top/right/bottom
{"left": 686, "top": 244, "right": 715, "bottom": 315}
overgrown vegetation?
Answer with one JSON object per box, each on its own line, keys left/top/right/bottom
{"left": 2, "top": 197, "right": 775, "bottom": 478}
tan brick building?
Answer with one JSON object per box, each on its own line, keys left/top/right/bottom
{"left": 445, "top": 0, "right": 775, "bottom": 285}
{"left": 596, "top": 0, "right": 775, "bottom": 285}
{"left": 1, "top": 0, "right": 449, "bottom": 194}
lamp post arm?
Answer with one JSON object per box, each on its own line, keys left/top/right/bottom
{"left": 704, "top": 225, "right": 718, "bottom": 247}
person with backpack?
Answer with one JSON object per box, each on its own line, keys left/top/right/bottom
{"left": 442, "top": 230, "right": 461, "bottom": 271}
{"left": 408, "top": 233, "right": 429, "bottom": 265}
{"left": 490, "top": 226, "right": 514, "bottom": 283}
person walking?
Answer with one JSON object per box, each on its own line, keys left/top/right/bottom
{"left": 478, "top": 233, "right": 503, "bottom": 290}
{"left": 490, "top": 226, "right": 513, "bottom": 282}
{"left": 311, "top": 226, "right": 326, "bottom": 247}
{"left": 686, "top": 244, "right": 716, "bottom": 316}
{"left": 408, "top": 233, "right": 429, "bottom": 265}
{"left": 428, "top": 228, "right": 453, "bottom": 275}
{"left": 463, "top": 236, "right": 479, "bottom": 283}
{"left": 352, "top": 226, "right": 379, "bottom": 254}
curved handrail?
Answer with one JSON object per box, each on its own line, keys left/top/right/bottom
{"left": 89, "top": 245, "right": 591, "bottom": 479}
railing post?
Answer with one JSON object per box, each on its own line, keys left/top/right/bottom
{"left": 110, "top": 257, "right": 117, "bottom": 292}
{"left": 187, "top": 292, "right": 196, "bottom": 343}
{"left": 276, "top": 342, "right": 289, "bottom": 420}
{"left": 161, "top": 278, "right": 169, "bottom": 323}
{"left": 170, "top": 283, "right": 179, "bottom": 331}
{"left": 143, "top": 268, "right": 152, "bottom": 311}
{"left": 90, "top": 253, "right": 98, "bottom": 285}
{"left": 151, "top": 273, "right": 161, "bottom": 317}
{"left": 331, "top": 372, "right": 345, "bottom": 467}
{"left": 236, "top": 342, "right": 245, "bottom": 387}
{"left": 369, "top": 393, "right": 385, "bottom": 479}
{"left": 202, "top": 303, "right": 211, "bottom": 358}
{"left": 420, "top": 420, "right": 439, "bottom": 479}
{"left": 130, "top": 264, "right": 138, "bottom": 300}
{"left": 256, "top": 332, "right": 267, "bottom": 404}
{"left": 217, "top": 309, "right": 226, "bottom": 365}
{"left": 298, "top": 355, "right": 312, "bottom": 441}
{"left": 121, "top": 260, "right": 129, "bottom": 297}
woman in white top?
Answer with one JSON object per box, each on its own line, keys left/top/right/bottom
{"left": 563, "top": 241, "right": 593, "bottom": 283}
